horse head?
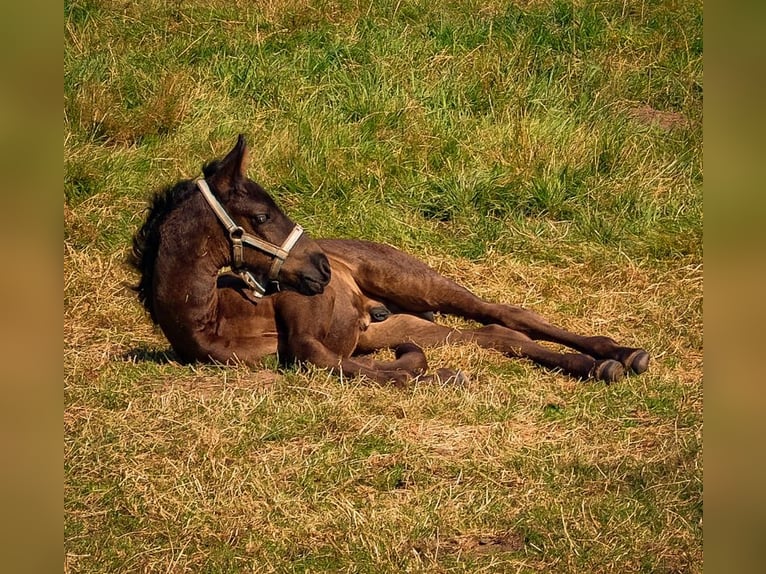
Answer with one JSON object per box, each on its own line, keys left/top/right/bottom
{"left": 201, "top": 135, "right": 331, "bottom": 297}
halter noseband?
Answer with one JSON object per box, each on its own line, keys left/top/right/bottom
{"left": 196, "top": 178, "right": 304, "bottom": 298}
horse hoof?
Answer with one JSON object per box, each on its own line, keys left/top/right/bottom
{"left": 625, "top": 349, "right": 650, "bottom": 374}
{"left": 593, "top": 359, "right": 625, "bottom": 383}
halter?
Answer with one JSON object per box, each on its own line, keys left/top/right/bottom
{"left": 196, "top": 178, "right": 304, "bottom": 298}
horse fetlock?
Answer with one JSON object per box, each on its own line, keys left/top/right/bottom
{"left": 586, "top": 335, "right": 621, "bottom": 355}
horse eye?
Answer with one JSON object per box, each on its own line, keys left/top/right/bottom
{"left": 253, "top": 213, "right": 269, "bottom": 225}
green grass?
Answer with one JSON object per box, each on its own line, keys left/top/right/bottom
{"left": 65, "top": 1, "right": 702, "bottom": 572}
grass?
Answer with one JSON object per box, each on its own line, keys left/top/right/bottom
{"left": 65, "top": 0, "right": 702, "bottom": 572}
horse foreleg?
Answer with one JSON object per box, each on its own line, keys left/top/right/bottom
{"left": 282, "top": 334, "right": 434, "bottom": 386}
{"left": 357, "top": 314, "right": 625, "bottom": 383}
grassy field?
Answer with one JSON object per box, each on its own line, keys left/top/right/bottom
{"left": 64, "top": 0, "right": 702, "bottom": 572}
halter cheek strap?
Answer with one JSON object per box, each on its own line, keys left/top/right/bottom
{"left": 196, "top": 178, "right": 304, "bottom": 298}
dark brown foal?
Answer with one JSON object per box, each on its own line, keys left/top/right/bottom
{"left": 131, "top": 135, "right": 649, "bottom": 385}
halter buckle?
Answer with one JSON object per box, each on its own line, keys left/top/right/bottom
{"left": 238, "top": 270, "right": 267, "bottom": 298}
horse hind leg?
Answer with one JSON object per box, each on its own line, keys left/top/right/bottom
{"left": 318, "top": 240, "right": 647, "bottom": 376}
{"left": 416, "top": 290, "right": 648, "bottom": 375}
{"left": 322, "top": 240, "right": 648, "bottom": 375}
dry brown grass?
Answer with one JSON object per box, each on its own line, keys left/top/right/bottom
{"left": 65, "top": 206, "right": 702, "bottom": 571}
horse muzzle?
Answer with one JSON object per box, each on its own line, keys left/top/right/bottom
{"left": 296, "top": 252, "right": 331, "bottom": 295}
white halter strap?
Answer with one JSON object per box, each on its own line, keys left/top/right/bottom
{"left": 196, "top": 178, "right": 304, "bottom": 298}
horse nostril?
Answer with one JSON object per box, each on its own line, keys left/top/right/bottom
{"left": 313, "top": 252, "right": 331, "bottom": 282}
{"left": 320, "top": 255, "right": 331, "bottom": 280}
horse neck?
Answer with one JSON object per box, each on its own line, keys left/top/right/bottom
{"left": 153, "top": 200, "right": 231, "bottom": 334}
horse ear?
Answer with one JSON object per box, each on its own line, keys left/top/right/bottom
{"left": 208, "top": 134, "right": 249, "bottom": 195}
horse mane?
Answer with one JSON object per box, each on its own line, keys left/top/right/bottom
{"left": 130, "top": 160, "right": 221, "bottom": 323}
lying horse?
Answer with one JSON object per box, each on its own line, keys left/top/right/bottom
{"left": 131, "top": 135, "right": 649, "bottom": 385}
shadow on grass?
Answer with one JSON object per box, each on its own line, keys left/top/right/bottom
{"left": 123, "top": 345, "right": 180, "bottom": 364}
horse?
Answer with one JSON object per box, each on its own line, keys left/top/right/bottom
{"left": 130, "top": 135, "right": 649, "bottom": 385}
